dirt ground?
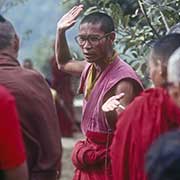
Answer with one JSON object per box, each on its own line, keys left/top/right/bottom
{"left": 60, "top": 133, "right": 84, "bottom": 180}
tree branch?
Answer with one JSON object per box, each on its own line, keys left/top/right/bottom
{"left": 138, "top": 0, "right": 160, "bottom": 38}
{"left": 158, "top": 6, "right": 170, "bottom": 32}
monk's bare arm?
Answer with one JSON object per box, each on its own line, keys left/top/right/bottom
{"left": 114, "top": 79, "right": 141, "bottom": 114}
{"left": 104, "top": 79, "right": 142, "bottom": 129}
{"left": 55, "top": 28, "right": 71, "bottom": 66}
{"left": 55, "top": 5, "right": 85, "bottom": 76}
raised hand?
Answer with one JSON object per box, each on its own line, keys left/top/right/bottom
{"left": 102, "top": 93, "right": 125, "bottom": 112}
{"left": 57, "top": 4, "right": 84, "bottom": 32}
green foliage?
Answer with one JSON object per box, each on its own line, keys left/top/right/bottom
{"left": 62, "top": 0, "right": 180, "bottom": 87}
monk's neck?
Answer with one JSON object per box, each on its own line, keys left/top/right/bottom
{"left": 92, "top": 63, "right": 107, "bottom": 76}
{"left": 93, "top": 49, "right": 116, "bottom": 73}
{"left": 0, "top": 49, "right": 18, "bottom": 59}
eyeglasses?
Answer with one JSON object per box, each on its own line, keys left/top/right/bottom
{"left": 75, "top": 32, "right": 111, "bottom": 47}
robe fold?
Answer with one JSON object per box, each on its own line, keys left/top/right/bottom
{"left": 111, "top": 88, "right": 180, "bottom": 180}
{"left": 72, "top": 131, "right": 113, "bottom": 180}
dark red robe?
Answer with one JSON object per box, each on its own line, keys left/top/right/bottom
{"left": 0, "top": 53, "right": 62, "bottom": 180}
{"left": 111, "top": 88, "right": 180, "bottom": 180}
{"left": 72, "top": 131, "right": 113, "bottom": 180}
{"left": 50, "top": 56, "right": 76, "bottom": 137}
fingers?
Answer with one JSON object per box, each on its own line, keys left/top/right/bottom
{"left": 102, "top": 93, "right": 125, "bottom": 112}
{"left": 114, "top": 93, "right": 125, "bottom": 100}
{"left": 69, "top": 5, "right": 84, "bottom": 17}
{"left": 57, "top": 4, "right": 84, "bottom": 31}
{"left": 102, "top": 102, "right": 118, "bottom": 112}
{"left": 68, "top": 5, "right": 83, "bottom": 20}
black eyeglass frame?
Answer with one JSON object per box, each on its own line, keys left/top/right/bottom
{"left": 74, "top": 32, "right": 112, "bottom": 47}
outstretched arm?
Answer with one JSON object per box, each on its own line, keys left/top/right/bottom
{"left": 55, "top": 5, "right": 85, "bottom": 76}
{"left": 103, "top": 79, "right": 142, "bottom": 129}
{"left": 102, "top": 93, "right": 125, "bottom": 112}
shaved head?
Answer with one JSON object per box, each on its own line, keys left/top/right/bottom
{"left": 149, "top": 33, "right": 180, "bottom": 66}
{"left": 80, "top": 12, "right": 115, "bottom": 33}
{"left": 0, "top": 15, "right": 17, "bottom": 50}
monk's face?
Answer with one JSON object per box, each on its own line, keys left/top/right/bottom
{"left": 148, "top": 49, "right": 167, "bottom": 87}
{"left": 77, "top": 22, "right": 114, "bottom": 65}
{"left": 148, "top": 58, "right": 163, "bottom": 87}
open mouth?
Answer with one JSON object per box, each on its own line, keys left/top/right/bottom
{"left": 84, "top": 53, "right": 95, "bottom": 59}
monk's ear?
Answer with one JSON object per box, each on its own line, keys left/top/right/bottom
{"left": 157, "top": 60, "right": 167, "bottom": 79}
{"left": 109, "top": 31, "right": 115, "bottom": 43}
{"left": 13, "top": 34, "right": 19, "bottom": 52}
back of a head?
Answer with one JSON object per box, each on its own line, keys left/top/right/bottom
{"left": 0, "top": 15, "right": 16, "bottom": 50}
{"left": 146, "top": 130, "right": 180, "bottom": 180}
{"left": 150, "top": 33, "right": 180, "bottom": 65}
{"left": 168, "top": 47, "right": 180, "bottom": 84}
{"left": 80, "top": 12, "right": 115, "bottom": 33}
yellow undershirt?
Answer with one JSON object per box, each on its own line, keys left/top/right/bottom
{"left": 84, "top": 50, "right": 118, "bottom": 99}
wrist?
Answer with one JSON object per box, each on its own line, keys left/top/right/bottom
{"left": 57, "top": 28, "right": 65, "bottom": 34}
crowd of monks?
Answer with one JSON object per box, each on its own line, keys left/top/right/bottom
{"left": 0, "top": 4, "right": 180, "bottom": 180}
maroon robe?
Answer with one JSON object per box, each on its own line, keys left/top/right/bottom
{"left": 0, "top": 53, "right": 62, "bottom": 180}
{"left": 111, "top": 88, "right": 180, "bottom": 180}
{"left": 50, "top": 56, "right": 76, "bottom": 137}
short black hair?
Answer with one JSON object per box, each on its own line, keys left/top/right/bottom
{"left": 0, "top": 15, "right": 16, "bottom": 50}
{"left": 146, "top": 130, "right": 180, "bottom": 180}
{"left": 151, "top": 33, "right": 180, "bottom": 65}
{"left": 80, "top": 12, "right": 115, "bottom": 33}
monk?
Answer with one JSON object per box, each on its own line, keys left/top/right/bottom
{"left": 146, "top": 47, "right": 180, "bottom": 180}
{"left": 0, "top": 15, "right": 62, "bottom": 180}
{"left": 105, "top": 33, "right": 180, "bottom": 180}
{"left": 146, "top": 129, "right": 180, "bottom": 180}
{"left": 55, "top": 4, "right": 143, "bottom": 180}
{"left": 22, "top": 58, "right": 34, "bottom": 69}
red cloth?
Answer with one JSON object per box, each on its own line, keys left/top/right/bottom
{"left": 50, "top": 56, "right": 75, "bottom": 137}
{"left": 0, "top": 85, "right": 26, "bottom": 170}
{"left": 55, "top": 98, "right": 73, "bottom": 137}
{"left": 111, "top": 88, "right": 180, "bottom": 180}
{"left": 72, "top": 131, "right": 113, "bottom": 180}
{"left": 0, "top": 54, "right": 62, "bottom": 180}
